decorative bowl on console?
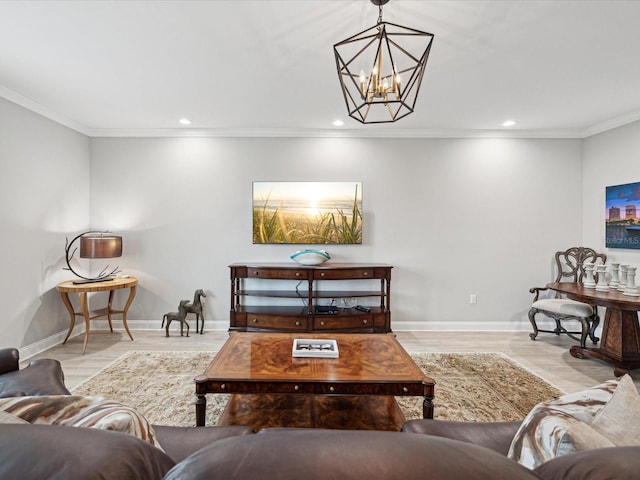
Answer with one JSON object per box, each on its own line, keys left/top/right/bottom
{"left": 290, "top": 249, "right": 331, "bottom": 265}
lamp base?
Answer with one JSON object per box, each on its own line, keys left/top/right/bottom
{"left": 72, "top": 276, "right": 115, "bottom": 285}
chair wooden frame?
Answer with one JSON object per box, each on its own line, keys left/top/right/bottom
{"left": 528, "top": 247, "right": 606, "bottom": 347}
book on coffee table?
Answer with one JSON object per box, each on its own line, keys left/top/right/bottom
{"left": 292, "top": 338, "right": 339, "bottom": 358}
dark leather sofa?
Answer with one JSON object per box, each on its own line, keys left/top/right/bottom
{"left": 402, "top": 418, "right": 640, "bottom": 480}
{"left": 0, "top": 347, "right": 255, "bottom": 464}
{"left": 2, "top": 347, "right": 639, "bottom": 480}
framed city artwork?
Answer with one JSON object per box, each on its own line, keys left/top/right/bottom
{"left": 253, "top": 181, "right": 362, "bottom": 244}
{"left": 606, "top": 181, "right": 640, "bottom": 249}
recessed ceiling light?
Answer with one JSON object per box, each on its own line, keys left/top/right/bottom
{"left": 332, "top": 119, "right": 344, "bottom": 127}
{"left": 179, "top": 118, "right": 192, "bottom": 125}
{"left": 502, "top": 120, "right": 516, "bottom": 127}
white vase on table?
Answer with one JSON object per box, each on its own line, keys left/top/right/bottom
{"left": 623, "top": 266, "right": 640, "bottom": 297}
{"left": 609, "top": 263, "right": 620, "bottom": 289}
{"left": 595, "top": 264, "right": 609, "bottom": 292}
{"left": 583, "top": 262, "right": 596, "bottom": 289}
{"left": 618, "top": 265, "right": 628, "bottom": 292}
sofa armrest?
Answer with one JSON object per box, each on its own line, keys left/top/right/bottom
{"left": 534, "top": 446, "right": 640, "bottom": 480}
{"left": 0, "top": 423, "right": 175, "bottom": 479}
{"left": 0, "top": 348, "right": 19, "bottom": 376}
{"left": 0, "top": 358, "right": 70, "bottom": 398}
{"left": 401, "top": 419, "right": 522, "bottom": 456}
{"left": 152, "top": 425, "right": 255, "bottom": 463}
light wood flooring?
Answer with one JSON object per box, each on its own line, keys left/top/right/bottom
{"left": 24, "top": 329, "right": 639, "bottom": 394}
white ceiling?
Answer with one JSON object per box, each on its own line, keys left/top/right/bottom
{"left": 1, "top": 0, "right": 640, "bottom": 138}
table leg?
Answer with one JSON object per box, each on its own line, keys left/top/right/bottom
{"left": 79, "top": 292, "right": 91, "bottom": 354}
{"left": 423, "top": 395, "right": 434, "bottom": 419}
{"left": 422, "top": 383, "right": 434, "bottom": 419}
{"left": 121, "top": 285, "right": 136, "bottom": 341}
{"left": 570, "top": 308, "right": 640, "bottom": 375}
{"left": 195, "top": 392, "right": 207, "bottom": 426}
{"left": 106, "top": 291, "right": 115, "bottom": 332}
{"left": 60, "top": 292, "right": 76, "bottom": 345}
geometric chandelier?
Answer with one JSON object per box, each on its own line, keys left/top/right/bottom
{"left": 333, "top": 0, "right": 434, "bottom": 124}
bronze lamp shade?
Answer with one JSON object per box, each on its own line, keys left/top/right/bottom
{"left": 64, "top": 230, "right": 123, "bottom": 283}
{"left": 80, "top": 234, "right": 122, "bottom": 259}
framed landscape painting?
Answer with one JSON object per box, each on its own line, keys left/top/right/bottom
{"left": 253, "top": 181, "right": 362, "bottom": 244}
{"left": 606, "top": 181, "right": 640, "bottom": 249}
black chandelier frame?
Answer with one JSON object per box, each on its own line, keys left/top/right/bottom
{"left": 333, "top": 0, "right": 434, "bottom": 124}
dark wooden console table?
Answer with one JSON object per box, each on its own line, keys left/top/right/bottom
{"left": 229, "top": 263, "right": 392, "bottom": 333}
{"left": 547, "top": 282, "right": 640, "bottom": 376}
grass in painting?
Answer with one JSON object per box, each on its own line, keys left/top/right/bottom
{"left": 253, "top": 187, "right": 362, "bottom": 244}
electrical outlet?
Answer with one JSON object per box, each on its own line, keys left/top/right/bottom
{"left": 469, "top": 294, "right": 477, "bottom": 304}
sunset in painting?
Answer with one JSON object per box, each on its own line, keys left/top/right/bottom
{"left": 253, "top": 182, "right": 362, "bottom": 244}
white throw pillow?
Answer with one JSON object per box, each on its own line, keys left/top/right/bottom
{"left": 0, "top": 408, "right": 28, "bottom": 424}
{"left": 0, "top": 395, "right": 163, "bottom": 450}
{"left": 559, "top": 421, "right": 615, "bottom": 454}
{"left": 508, "top": 375, "right": 640, "bottom": 469}
{"left": 590, "top": 374, "right": 640, "bottom": 445}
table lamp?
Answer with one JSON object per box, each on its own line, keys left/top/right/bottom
{"left": 64, "top": 230, "right": 122, "bottom": 284}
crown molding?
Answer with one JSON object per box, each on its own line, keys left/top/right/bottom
{"left": 0, "top": 86, "right": 90, "bottom": 136}
{"left": 580, "top": 109, "right": 640, "bottom": 138}
{"left": 3, "top": 87, "right": 637, "bottom": 140}
{"left": 84, "top": 126, "right": 583, "bottom": 139}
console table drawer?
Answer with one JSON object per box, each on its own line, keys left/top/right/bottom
{"left": 314, "top": 383, "right": 422, "bottom": 395}
{"left": 248, "top": 314, "right": 307, "bottom": 330}
{"left": 314, "top": 268, "right": 374, "bottom": 280}
{"left": 313, "top": 315, "right": 373, "bottom": 330}
{"left": 206, "top": 381, "right": 314, "bottom": 395}
{"left": 248, "top": 268, "right": 308, "bottom": 280}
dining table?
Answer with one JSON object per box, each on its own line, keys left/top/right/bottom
{"left": 547, "top": 282, "right": 640, "bottom": 376}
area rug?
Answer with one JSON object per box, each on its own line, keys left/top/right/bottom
{"left": 71, "top": 351, "right": 562, "bottom": 427}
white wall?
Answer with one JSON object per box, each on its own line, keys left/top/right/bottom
{"left": 5, "top": 96, "right": 639, "bottom": 351}
{"left": 0, "top": 98, "right": 90, "bottom": 351}
{"left": 90, "top": 136, "right": 583, "bottom": 331}
{"left": 583, "top": 119, "right": 640, "bottom": 267}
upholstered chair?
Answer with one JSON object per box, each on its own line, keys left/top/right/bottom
{"left": 528, "top": 247, "right": 606, "bottom": 347}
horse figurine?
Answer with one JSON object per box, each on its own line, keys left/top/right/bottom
{"left": 162, "top": 299, "right": 190, "bottom": 337}
{"left": 185, "top": 289, "right": 206, "bottom": 334}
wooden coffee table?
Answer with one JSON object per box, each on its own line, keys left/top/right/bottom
{"left": 194, "top": 332, "right": 435, "bottom": 430}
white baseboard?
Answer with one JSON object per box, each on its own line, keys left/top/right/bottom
{"left": 19, "top": 319, "right": 229, "bottom": 360}
{"left": 20, "top": 318, "right": 563, "bottom": 360}
{"left": 19, "top": 331, "right": 75, "bottom": 360}
{"left": 392, "top": 320, "right": 533, "bottom": 331}
{"left": 125, "top": 319, "right": 229, "bottom": 331}
{"left": 120, "top": 320, "right": 535, "bottom": 333}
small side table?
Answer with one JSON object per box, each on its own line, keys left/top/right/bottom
{"left": 56, "top": 276, "right": 138, "bottom": 353}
